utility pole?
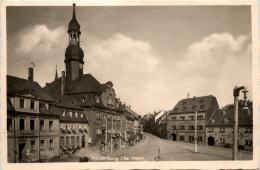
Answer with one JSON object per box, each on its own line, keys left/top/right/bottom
{"left": 232, "top": 86, "right": 248, "bottom": 160}
{"left": 120, "top": 117, "right": 122, "bottom": 149}
{"left": 194, "top": 110, "right": 197, "bottom": 153}
{"left": 105, "top": 116, "right": 107, "bottom": 153}
{"left": 111, "top": 116, "right": 113, "bottom": 153}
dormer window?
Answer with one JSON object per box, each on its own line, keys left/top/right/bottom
{"left": 62, "top": 111, "right": 65, "bottom": 116}
{"left": 75, "top": 112, "right": 78, "bottom": 117}
{"left": 69, "top": 112, "right": 72, "bottom": 117}
{"left": 45, "top": 103, "right": 49, "bottom": 111}
{"left": 20, "top": 98, "right": 25, "bottom": 109}
{"left": 95, "top": 96, "right": 100, "bottom": 103}
{"left": 224, "top": 118, "right": 229, "bottom": 123}
{"left": 82, "top": 95, "right": 87, "bottom": 102}
{"left": 80, "top": 113, "right": 84, "bottom": 118}
{"left": 211, "top": 119, "right": 215, "bottom": 124}
{"left": 30, "top": 100, "right": 35, "bottom": 110}
{"left": 179, "top": 116, "right": 185, "bottom": 120}
{"left": 96, "top": 112, "right": 101, "bottom": 120}
{"left": 191, "top": 106, "right": 197, "bottom": 110}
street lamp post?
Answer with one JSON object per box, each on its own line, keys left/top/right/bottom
{"left": 194, "top": 110, "right": 197, "bottom": 153}
{"left": 232, "top": 86, "right": 248, "bottom": 160}
{"left": 105, "top": 116, "right": 107, "bottom": 153}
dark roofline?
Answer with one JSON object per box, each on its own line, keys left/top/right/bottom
{"left": 7, "top": 111, "right": 59, "bottom": 117}
{"left": 169, "top": 110, "right": 207, "bottom": 115}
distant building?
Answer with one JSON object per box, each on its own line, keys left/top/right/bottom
{"left": 167, "top": 95, "right": 219, "bottom": 142}
{"left": 7, "top": 74, "right": 59, "bottom": 162}
{"left": 206, "top": 106, "right": 253, "bottom": 151}
{"left": 155, "top": 111, "right": 169, "bottom": 139}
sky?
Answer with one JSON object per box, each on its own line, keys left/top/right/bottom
{"left": 7, "top": 5, "right": 252, "bottom": 116}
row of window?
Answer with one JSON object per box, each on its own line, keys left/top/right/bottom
{"left": 171, "top": 125, "right": 203, "bottom": 130}
{"left": 218, "top": 139, "right": 252, "bottom": 145}
{"left": 175, "top": 104, "right": 205, "bottom": 112}
{"left": 171, "top": 115, "right": 204, "bottom": 120}
{"left": 30, "top": 139, "right": 54, "bottom": 151}
{"left": 19, "top": 98, "right": 36, "bottom": 110}
{"left": 61, "top": 124, "right": 87, "bottom": 130}
{"left": 61, "top": 110, "right": 84, "bottom": 118}
{"left": 179, "top": 136, "right": 203, "bottom": 141}
{"left": 82, "top": 95, "right": 100, "bottom": 104}
{"left": 207, "top": 128, "right": 253, "bottom": 133}
{"left": 60, "top": 136, "right": 80, "bottom": 146}
{"left": 7, "top": 118, "right": 54, "bottom": 131}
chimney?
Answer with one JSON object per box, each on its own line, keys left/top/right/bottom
{"left": 28, "top": 67, "right": 33, "bottom": 81}
{"left": 61, "top": 71, "right": 65, "bottom": 95}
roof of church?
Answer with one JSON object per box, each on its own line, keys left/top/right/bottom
{"left": 206, "top": 106, "right": 253, "bottom": 126}
{"left": 66, "top": 74, "right": 102, "bottom": 94}
{"left": 169, "top": 95, "right": 218, "bottom": 115}
{"left": 44, "top": 74, "right": 107, "bottom": 109}
{"left": 7, "top": 75, "right": 54, "bottom": 102}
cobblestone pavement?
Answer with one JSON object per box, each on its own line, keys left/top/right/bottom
{"left": 119, "top": 133, "right": 252, "bottom": 161}
{"left": 49, "top": 133, "right": 252, "bottom": 162}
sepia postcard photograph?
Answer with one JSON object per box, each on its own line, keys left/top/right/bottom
{"left": 1, "top": 1, "right": 259, "bottom": 169}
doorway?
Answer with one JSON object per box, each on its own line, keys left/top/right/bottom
{"left": 171, "top": 133, "right": 176, "bottom": 141}
{"left": 208, "top": 136, "right": 215, "bottom": 146}
{"left": 82, "top": 136, "right": 85, "bottom": 148}
{"left": 18, "top": 143, "right": 26, "bottom": 162}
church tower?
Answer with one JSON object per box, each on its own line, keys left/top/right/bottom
{"left": 65, "top": 3, "right": 84, "bottom": 83}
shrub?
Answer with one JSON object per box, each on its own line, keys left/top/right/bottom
{"left": 79, "top": 157, "right": 89, "bottom": 162}
{"left": 223, "top": 144, "right": 231, "bottom": 148}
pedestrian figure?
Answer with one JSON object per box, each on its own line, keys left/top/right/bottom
{"left": 88, "top": 137, "right": 92, "bottom": 149}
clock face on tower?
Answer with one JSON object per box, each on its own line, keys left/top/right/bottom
{"left": 79, "top": 63, "right": 83, "bottom": 69}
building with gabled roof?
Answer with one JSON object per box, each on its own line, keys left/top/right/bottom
{"left": 7, "top": 75, "right": 60, "bottom": 163}
{"left": 167, "top": 95, "right": 219, "bottom": 142}
{"left": 206, "top": 105, "right": 253, "bottom": 151}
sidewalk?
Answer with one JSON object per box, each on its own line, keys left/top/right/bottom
{"left": 106, "top": 138, "right": 146, "bottom": 157}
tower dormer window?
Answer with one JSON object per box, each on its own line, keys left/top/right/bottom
{"left": 95, "top": 96, "right": 100, "bottom": 103}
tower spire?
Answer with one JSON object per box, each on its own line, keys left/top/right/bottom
{"left": 65, "top": 3, "right": 84, "bottom": 83}
{"left": 72, "top": 3, "right": 76, "bottom": 20}
{"left": 55, "top": 65, "right": 58, "bottom": 81}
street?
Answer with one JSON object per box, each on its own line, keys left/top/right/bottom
{"left": 106, "top": 133, "right": 252, "bottom": 161}
{"left": 56, "top": 133, "right": 252, "bottom": 162}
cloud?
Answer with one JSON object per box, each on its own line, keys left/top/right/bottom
{"left": 172, "top": 32, "right": 252, "bottom": 108}
{"left": 15, "top": 25, "right": 65, "bottom": 54}
{"left": 8, "top": 27, "right": 252, "bottom": 115}
{"left": 85, "top": 33, "right": 160, "bottom": 114}
{"left": 8, "top": 25, "right": 67, "bottom": 84}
